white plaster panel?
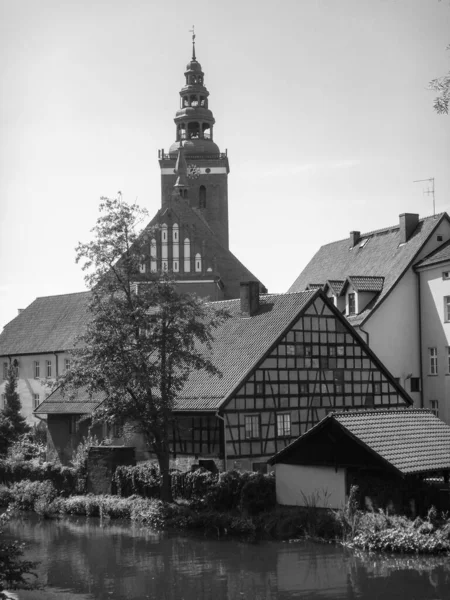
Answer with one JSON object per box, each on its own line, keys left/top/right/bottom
{"left": 275, "top": 463, "right": 346, "bottom": 509}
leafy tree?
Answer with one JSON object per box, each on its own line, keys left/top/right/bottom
{"left": 429, "top": 49, "right": 450, "bottom": 114}
{"left": 61, "top": 197, "right": 229, "bottom": 501}
{"left": 0, "top": 364, "right": 30, "bottom": 455}
{"left": 0, "top": 507, "right": 37, "bottom": 597}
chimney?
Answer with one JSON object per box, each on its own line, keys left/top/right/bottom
{"left": 399, "top": 213, "right": 419, "bottom": 244}
{"left": 240, "top": 281, "right": 260, "bottom": 317}
{"left": 350, "top": 231, "right": 360, "bottom": 247}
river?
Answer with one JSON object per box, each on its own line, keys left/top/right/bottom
{"left": 3, "top": 515, "right": 450, "bottom": 599}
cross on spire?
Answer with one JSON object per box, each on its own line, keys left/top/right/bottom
{"left": 189, "top": 25, "right": 196, "bottom": 60}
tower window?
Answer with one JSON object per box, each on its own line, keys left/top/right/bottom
{"left": 150, "top": 239, "right": 157, "bottom": 272}
{"left": 199, "top": 186, "right": 206, "bottom": 209}
{"left": 195, "top": 253, "right": 202, "bottom": 272}
{"left": 184, "top": 238, "right": 191, "bottom": 272}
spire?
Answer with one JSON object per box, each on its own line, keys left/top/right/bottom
{"left": 171, "top": 143, "right": 189, "bottom": 200}
{"left": 189, "top": 25, "right": 196, "bottom": 61}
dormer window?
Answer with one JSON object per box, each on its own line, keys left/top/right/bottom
{"left": 359, "top": 238, "right": 370, "bottom": 248}
{"left": 348, "top": 292, "right": 356, "bottom": 316}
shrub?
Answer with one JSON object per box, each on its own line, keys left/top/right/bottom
{"left": 0, "top": 459, "right": 78, "bottom": 496}
{"left": 114, "top": 463, "right": 161, "bottom": 498}
{"left": 239, "top": 472, "right": 276, "bottom": 515}
{"left": 7, "top": 480, "right": 57, "bottom": 511}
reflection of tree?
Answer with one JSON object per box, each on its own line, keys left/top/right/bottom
{"left": 5, "top": 516, "right": 450, "bottom": 599}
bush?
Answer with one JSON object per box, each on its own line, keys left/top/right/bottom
{"left": 7, "top": 480, "right": 57, "bottom": 511}
{"left": 0, "top": 459, "right": 78, "bottom": 496}
{"left": 239, "top": 472, "right": 276, "bottom": 515}
{"left": 114, "top": 463, "right": 161, "bottom": 498}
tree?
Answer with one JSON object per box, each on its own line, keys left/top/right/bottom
{"left": 61, "top": 197, "right": 229, "bottom": 501}
{"left": 429, "top": 51, "right": 450, "bottom": 114}
{"left": 0, "top": 364, "right": 30, "bottom": 456}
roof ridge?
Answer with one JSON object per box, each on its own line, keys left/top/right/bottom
{"left": 334, "top": 408, "right": 433, "bottom": 416}
{"left": 35, "top": 290, "right": 91, "bottom": 300}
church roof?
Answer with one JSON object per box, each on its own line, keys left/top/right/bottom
{"left": 289, "top": 213, "right": 448, "bottom": 326}
{"left": 0, "top": 292, "right": 90, "bottom": 356}
{"left": 269, "top": 409, "right": 450, "bottom": 476}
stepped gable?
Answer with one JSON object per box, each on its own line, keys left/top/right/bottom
{"left": 0, "top": 292, "right": 91, "bottom": 356}
{"left": 289, "top": 213, "right": 448, "bottom": 325}
{"left": 269, "top": 409, "right": 450, "bottom": 476}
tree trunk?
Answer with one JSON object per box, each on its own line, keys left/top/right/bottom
{"left": 158, "top": 448, "right": 173, "bottom": 503}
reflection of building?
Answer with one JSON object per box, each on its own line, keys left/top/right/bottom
{"left": 37, "top": 285, "right": 411, "bottom": 468}
{"left": 0, "top": 40, "right": 265, "bottom": 423}
{"left": 289, "top": 212, "right": 450, "bottom": 423}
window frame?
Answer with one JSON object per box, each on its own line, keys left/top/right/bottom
{"left": 276, "top": 413, "right": 291, "bottom": 437}
{"left": 244, "top": 415, "right": 260, "bottom": 439}
{"left": 34, "top": 361, "right": 40, "bottom": 379}
{"left": 33, "top": 394, "right": 40, "bottom": 409}
{"left": 46, "top": 360, "right": 52, "bottom": 378}
{"left": 444, "top": 296, "right": 450, "bottom": 322}
{"left": 348, "top": 292, "right": 356, "bottom": 316}
{"left": 430, "top": 399, "right": 439, "bottom": 418}
{"left": 429, "top": 347, "right": 438, "bottom": 375}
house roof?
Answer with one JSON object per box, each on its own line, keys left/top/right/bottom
{"left": 269, "top": 409, "right": 450, "bottom": 476}
{"left": 347, "top": 276, "right": 384, "bottom": 293}
{"left": 288, "top": 213, "right": 448, "bottom": 325}
{"left": 415, "top": 238, "right": 450, "bottom": 270}
{"left": 36, "top": 290, "right": 317, "bottom": 414}
{"left": 0, "top": 292, "right": 91, "bottom": 356}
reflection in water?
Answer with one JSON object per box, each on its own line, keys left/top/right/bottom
{"left": 4, "top": 515, "right": 450, "bottom": 600}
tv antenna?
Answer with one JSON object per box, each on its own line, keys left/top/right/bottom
{"left": 413, "top": 177, "right": 435, "bottom": 217}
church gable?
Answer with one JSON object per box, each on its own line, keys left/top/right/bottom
{"left": 224, "top": 294, "right": 411, "bottom": 459}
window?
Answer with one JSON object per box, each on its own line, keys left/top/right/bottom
{"left": 277, "top": 413, "right": 291, "bottom": 437}
{"left": 139, "top": 261, "right": 146, "bottom": 273}
{"left": 372, "top": 382, "right": 382, "bottom": 394}
{"left": 348, "top": 293, "right": 356, "bottom": 315}
{"left": 244, "top": 415, "right": 260, "bottom": 439}
{"left": 199, "top": 186, "right": 206, "bottom": 209}
{"left": 33, "top": 394, "right": 40, "bottom": 409}
{"left": 0, "top": 394, "right": 5, "bottom": 409}
{"left": 430, "top": 400, "right": 439, "bottom": 418}
{"left": 410, "top": 377, "right": 421, "bottom": 392}
{"left": 64, "top": 358, "right": 71, "bottom": 372}
{"left": 442, "top": 272, "right": 450, "bottom": 280}
{"left": 46, "top": 360, "right": 52, "bottom": 378}
{"left": 429, "top": 348, "right": 438, "bottom": 375}
{"left": 34, "top": 361, "right": 40, "bottom": 378}
{"left": 364, "top": 395, "right": 374, "bottom": 407}
{"left": 437, "top": 235, "right": 443, "bottom": 242}
{"left": 195, "top": 253, "right": 202, "bottom": 272}
{"left": 444, "top": 296, "right": 450, "bottom": 322}
{"left": 2, "top": 362, "right": 8, "bottom": 380}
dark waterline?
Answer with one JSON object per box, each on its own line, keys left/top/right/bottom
{"left": 4, "top": 514, "right": 450, "bottom": 599}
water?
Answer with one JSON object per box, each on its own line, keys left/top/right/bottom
{"left": 3, "top": 514, "right": 450, "bottom": 599}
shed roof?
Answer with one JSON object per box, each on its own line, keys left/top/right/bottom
{"left": 288, "top": 213, "right": 448, "bottom": 325}
{"left": 269, "top": 409, "right": 450, "bottom": 476}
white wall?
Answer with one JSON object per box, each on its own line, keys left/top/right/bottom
{"left": 419, "top": 264, "right": 450, "bottom": 424}
{"left": 275, "top": 463, "right": 346, "bottom": 509}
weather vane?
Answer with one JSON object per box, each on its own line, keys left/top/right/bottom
{"left": 189, "top": 25, "right": 196, "bottom": 60}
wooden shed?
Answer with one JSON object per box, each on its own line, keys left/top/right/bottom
{"left": 268, "top": 409, "right": 450, "bottom": 512}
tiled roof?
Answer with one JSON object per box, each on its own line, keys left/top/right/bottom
{"left": 36, "top": 290, "right": 317, "bottom": 415}
{"left": 326, "top": 280, "right": 345, "bottom": 295}
{"left": 288, "top": 214, "right": 448, "bottom": 325}
{"left": 415, "top": 239, "right": 450, "bottom": 269}
{"left": 0, "top": 292, "right": 91, "bottom": 355}
{"left": 347, "top": 276, "right": 384, "bottom": 292}
{"left": 270, "top": 409, "right": 450, "bottom": 475}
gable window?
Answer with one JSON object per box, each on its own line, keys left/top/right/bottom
{"left": 2, "top": 362, "right": 8, "bottom": 380}
{"left": 437, "top": 235, "right": 443, "bottom": 242}
{"left": 277, "top": 413, "right": 291, "bottom": 437}
{"left": 348, "top": 293, "right": 356, "bottom": 315}
{"left": 34, "top": 361, "right": 40, "bottom": 378}
{"left": 244, "top": 415, "right": 260, "bottom": 439}
{"left": 372, "top": 382, "right": 382, "bottom": 394}
{"left": 430, "top": 400, "right": 439, "bottom": 418}
{"left": 33, "top": 394, "right": 40, "bottom": 409}
{"left": 444, "top": 296, "right": 450, "bottom": 322}
{"left": 65, "top": 359, "right": 71, "bottom": 372}
{"left": 429, "top": 348, "right": 438, "bottom": 375}
{"left": 46, "top": 360, "right": 52, "bottom": 378}
{"left": 443, "top": 272, "right": 450, "bottom": 280}
{"left": 410, "top": 377, "right": 421, "bottom": 393}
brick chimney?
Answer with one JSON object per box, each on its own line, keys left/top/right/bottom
{"left": 240, "top": 281, "right": 260, "bottom": 317}
{"left": 350, "top": 231, "right": 360, "bottom": 247}
{"left": 399, "top": 213, "right": 419, "bottom": 244}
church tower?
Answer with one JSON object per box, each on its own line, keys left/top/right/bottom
{"left": 158, "top": 32, "right": 230, "bottom": 250}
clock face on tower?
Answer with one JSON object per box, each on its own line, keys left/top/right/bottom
{"left": 187, "top": 164, "right": 201, "bottom": 179}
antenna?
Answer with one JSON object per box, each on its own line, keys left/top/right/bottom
{"left": 413, "top": 177, "right": 435, "bottom": 217}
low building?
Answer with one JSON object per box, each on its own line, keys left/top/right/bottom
{"left": 269, "top": 409, "right": 450, "bottom": 511}
{"left": 35, "top": 284, "right": 412, "bottom": 468}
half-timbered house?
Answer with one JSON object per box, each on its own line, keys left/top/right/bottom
{"left": 36, "top": 282, "right": 412, "bottom": 470}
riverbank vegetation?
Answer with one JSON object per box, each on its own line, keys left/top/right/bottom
{"left": 2, "top": 459, "right": 450, "bottom": 554}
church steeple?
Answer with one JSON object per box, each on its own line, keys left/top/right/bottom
{"left": 158, "top": 34, "right": 230, "bottom": 249}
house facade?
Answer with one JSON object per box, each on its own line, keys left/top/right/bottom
{"left": 36, "top": 284, "right": 412, "bottom": 470}
{"left": 289, "top": 212, "right": 450, "bottom": 423}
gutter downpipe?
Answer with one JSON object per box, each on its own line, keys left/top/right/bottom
{"left": 358, "top": 324, "right": 369, "bottom": 347}
{"left": 214, "top": 411, "right": 227, "bottom": 472}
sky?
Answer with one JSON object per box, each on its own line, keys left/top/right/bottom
{"left": 0, "top": 0, "right": 449, "bottom": 330}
